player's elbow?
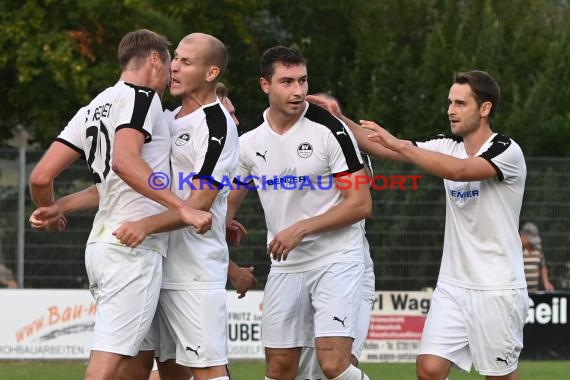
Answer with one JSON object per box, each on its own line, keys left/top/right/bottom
{"left": 29, "top": 168, "right": 52, "bottom": 189}
{"left": 356, "top": 193, "right": 373, "bottom": 220}
{"left": 446, "top": 164, "right": 470, "bottom": 182}
{"left": 111, "top": 154, "right": 129, "bottom": 178}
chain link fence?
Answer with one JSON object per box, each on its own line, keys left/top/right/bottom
{"left": 0, "top": 149, "right": 568, "bottom": 291}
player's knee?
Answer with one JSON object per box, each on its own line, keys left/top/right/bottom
{"left": 266, "top": 359, "right": 297, "bottom": 379}
{"left": 416, "top": 357, "right": 446, "bottom": 380}
{"left": 320, "top": 360, "right": 349, "bottom": 379}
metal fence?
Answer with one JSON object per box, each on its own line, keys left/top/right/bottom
{"left": 0, "top": 149, "right": 569, "bottom": 291}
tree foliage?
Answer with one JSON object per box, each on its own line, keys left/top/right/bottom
{"left": 0, "top": 0, "right": 568, "bottom": 155}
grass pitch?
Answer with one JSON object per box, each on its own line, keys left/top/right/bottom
{"left": 0, "top": 360, "right": 568, "bottom": 379}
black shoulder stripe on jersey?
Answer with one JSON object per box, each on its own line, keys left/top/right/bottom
{"left": 479, "top": 134, "right": 511, "bottom": 181}
{"left": 193, "top": 104, "right": 227, "bottom": 183}
{"left": 305, "top": 103, "right": 362, "bottom": 172}
{"left": 55, "top": 138, "right": 86, "bottom": 160}
{"left": 414, "top": 133, "right": 463, "bottom": 145}
{"left": 123, "top": 82, "right": 155, "bottom": 143}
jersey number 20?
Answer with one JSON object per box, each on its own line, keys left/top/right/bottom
{"left": 86, "top": 122, "right": 111, "bottom": 183}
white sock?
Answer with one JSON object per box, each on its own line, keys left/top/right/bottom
{"left": 331, "top": 364, "right": 370, "bottom": 380}
{"left": 264, "top": 377, "right": 277, "bottom": 380}
{"left": 210, "top": 377, "right": 229, "bottom": 380}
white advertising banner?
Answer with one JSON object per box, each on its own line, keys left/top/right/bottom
{"left": 0, "top": 289, "right": 432, "bottom": 362}
{"left": 226, "top": 290, "right": 264, "bottom": 359}
{"left": 0, "top": 289, "right": 94, "bottom": 359}
{"left": 0, "top": 289, "right": 266, "bottom": 360}
{"left": 360, "top": 290, "right": 432, "bottom": 363}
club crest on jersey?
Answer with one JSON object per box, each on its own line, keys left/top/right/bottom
{"left": 297, "top": 142, "right": 313, "bottom": 158}
{"left": 175, "top": 133, "right": 191, "bottom": 146}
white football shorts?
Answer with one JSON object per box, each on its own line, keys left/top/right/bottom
{"left": 156, "top": 288, "right": 228, "bottom": 368}
{"left": 85, "top": 242, "right": 162, "bottom": 356}
{"left": 262, "top": 261, "right": 364, "bottom": 348}
{"left": 418, "top": 282, "right": 529, "bottom": 376}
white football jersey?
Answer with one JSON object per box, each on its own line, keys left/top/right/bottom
{"left": 161, "top": 100, "right": 239, "bottom": 289}
{"left": 57, "top": 81, "right": 170, "bottom": 253}
{"left": 235, "top": 102, "right": 365, "bottom": 273}
{"left": 415, "top": 133, "right": 526, "bottom": 289}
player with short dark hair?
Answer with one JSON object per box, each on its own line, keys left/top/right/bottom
{"left": 227, "top": 46, "right": 372, "bottom": 380}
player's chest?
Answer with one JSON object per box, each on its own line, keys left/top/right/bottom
{"left": 247, "top": 137, "right": 330, "bottom": 176}
{"left": 170, "top": 124, "right": 202, "bottom": 168}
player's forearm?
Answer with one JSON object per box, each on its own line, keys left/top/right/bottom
{"left": 113, "top": 156, "right": 185, "bottom": 212}
{"left": 397, "top": 144, "right": 491, "bottom": 181}
{"left": 342, "top": 116, "right": 409, "bottom": 162}
{"left": 143, "top": 188, "right": 218, "bottom": 234}
{"left": 29, "top": 182, "right": 55, "bottom": 207}
{"left": 56, "top": 185, "right": 99, "bottom": 214}
{"left": 296, "top": 190, "right": 372, "bottom": 237}
{"left": 226, "top": 187, "right": 248, "bottom": 225}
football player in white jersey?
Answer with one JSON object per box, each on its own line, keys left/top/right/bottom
{"left": 226, "top": 46, "right": 372, "bottom": 380}
{"left": 28, "top": 29, "right": 212, "bottom": 380}
{"left": 314, "top": 71, "right": 528, "bottom": 380}
{"left": 113, "top": 33, "right": 240, "bottom": 380}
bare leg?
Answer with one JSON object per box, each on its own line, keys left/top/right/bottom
{"left": 315, "top": 336, "right": 352, "bottom": 379}
{"left": 85, "top": 351, "right": 127, "bottom": 380}
{"left": 265, "top": 347, "right": 301, "bottom": 380}
{"left": 157, "top": 359, "right": 193, "bottom": 380}
{"left": 416, "top": 354, "right": 452, "bottom": 380}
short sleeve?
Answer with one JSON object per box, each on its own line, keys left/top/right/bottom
{"left": 56, "top": 108, "right": 87, "bottom": 159}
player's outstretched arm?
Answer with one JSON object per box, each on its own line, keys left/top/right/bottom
{"left": 361, "top": 120, "right": 497, "bottom": 181}
{"left": 306, "top": 94, "right": 408, "bottom": 162}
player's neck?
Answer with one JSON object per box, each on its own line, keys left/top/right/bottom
{"left": 266, "top": 107, "right": 304, "bottom": 135}
{"left": 120, "top": 70, "right": 150, "bottom": 89}
{"left": 463, "top": 122, "right": 493, "bottom": 157}
{"left": 178, "top": 90, "right": 217, "bottom": 118}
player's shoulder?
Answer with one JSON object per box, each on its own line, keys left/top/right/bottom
{"left": 304, "top": 103, "right": 345, "bottom": 135}
{"left": 120, "top": 81, "right": 156, "bottom": 97}
{"left": 481, "top": 133, "right": 524, "bottom": 160}
{"left": 202, "top": 102, "right": 232, "bottom": 128}
{"left": 239, "top": 112, "right": 266, "bottom": 140}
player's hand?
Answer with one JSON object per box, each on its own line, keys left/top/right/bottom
{"left": 178, "top": 205, "right": 212, "bottom": 234}
{"left": 306, "top": 94, "right": 342, "bottom": 117}
{"left": 228, "top": 265, "right": 257, "bottom": 299}
{"left": 544, "top": 281, "right": 555, "bottom": 292}
{"left": 268, "top": 223, "right": 305, "bottom": 262}
{"left": 29, "top": 205, "right": 67, "bottom": 232}
{"left": 360, "top": 120, "right": 402, "bottom": 151}
{"left": 113, "top": 220, "right": 149, "bottom": 248}
{"left": 226, "top": 219, "right": 247, "bottom": 247}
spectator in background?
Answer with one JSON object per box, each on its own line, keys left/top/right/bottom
{"left": 520, "top": 222, "right": 554, "bottom": 293}
{"left": 0, "top": 264, "right": 17, "bottom": 288}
